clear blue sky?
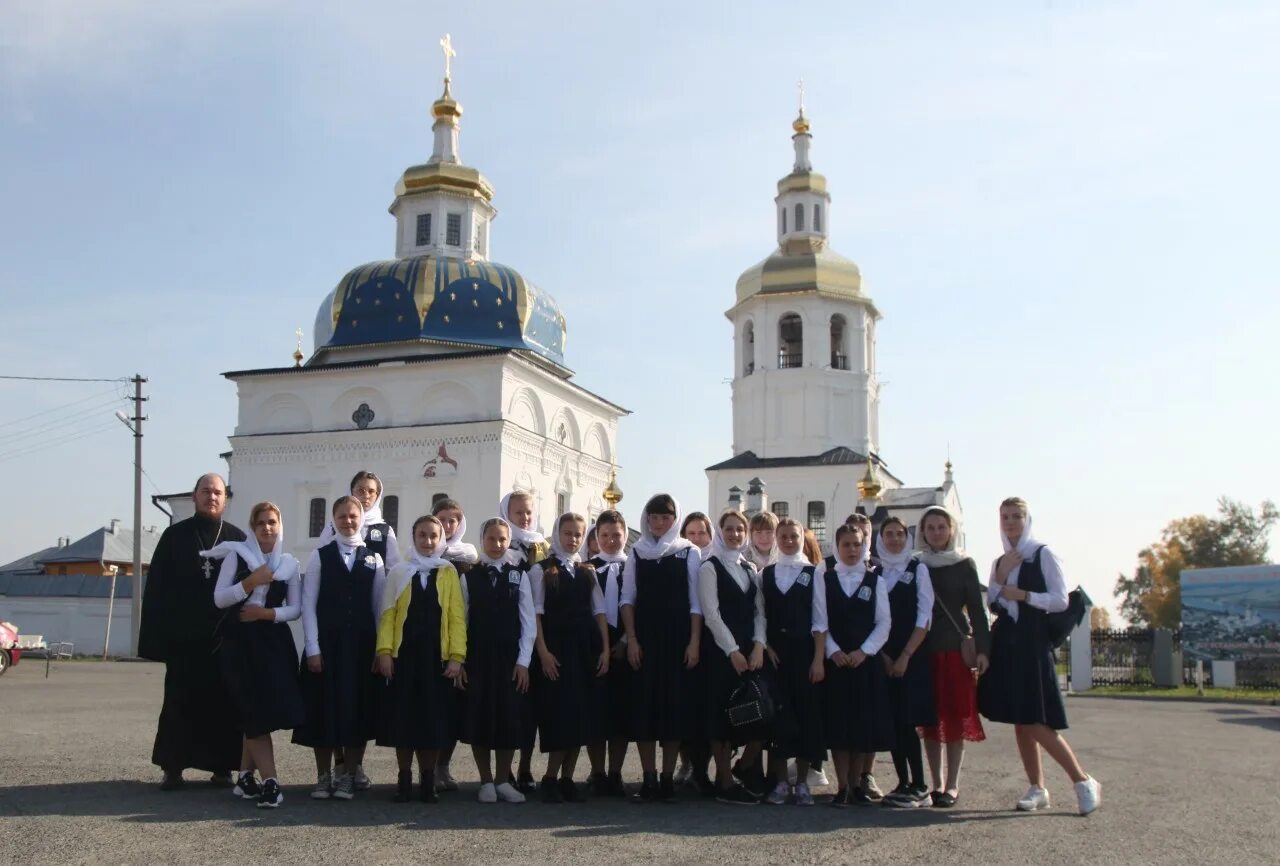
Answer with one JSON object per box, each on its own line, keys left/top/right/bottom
{"left": 2, "top": 0, "right": 1277, "bottom": 617}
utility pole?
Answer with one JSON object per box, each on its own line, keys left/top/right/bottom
{"left": 129, "top": 375, "right": 147, "bottom": 657}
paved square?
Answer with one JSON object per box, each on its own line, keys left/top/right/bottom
{"left": 1, "top": 662, "right": 1276, "bottom": 864}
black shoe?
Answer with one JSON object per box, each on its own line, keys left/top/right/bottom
{"left": 631, "top": 772, "right": 658, "bottom": 803}
{"left": 233, "top": 771, "right": 261, "bottom": 799}
{"left": 606, "top": 771, "right": 627, "bottom": 797}
{"left": 420, "top": 770, "right": 438, "bottom": 804}
{"left": 590, "top": 771, "right": 610, "bottom": 797}
{"left": 829, "top": 787, "right": 850, "bottom": 808}
{"left": 541, "top": 776, "right": 564, "bottom": 804}
{"left": 741, "top": 770, "right": 768, "bottom": 799}
{"left": 516, "top": 771, "right": 537, "bottom": 795}
{"left": 159, "top": 770, "right": 184, "bottom": 791}
{"left": 256, "top": 778, "right": 283, "bottom": 809}
{"left": 715, "top": 782, "right": 758, "bottom": 805}
{"left": 933, "top": 791, "right": 957, "bottom": 808}
{"left": 851, "top": 786, "right": 873, "bottom": 806}
{"left": 209, "top": 772, "right": 234, "bottom": 788}
{"left": 560, "top": 776, "right": 585, "bottom": 803}
{"left": 394, "top": 770, "right": 413, "bottom": 803}
{"left": 693, "top": 770, "right": 716, "bottom": 798}
{"left": 659, "top": 773, "right": 677, "bottom": 803}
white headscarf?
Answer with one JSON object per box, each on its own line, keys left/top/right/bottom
{"left": 775, "top": 549, "right": 812, "bottom": 567}
{"left": 201, "top": 512, "right": 299, "bottom": 582}
{"left": 317, "top": 483, "right": 383, "bottom": 547}
{"left": 876, "top": 524, "right": 914, "bottom": 572}
{"left": 1001, "top": 506, "right": 1040, "bottom": 561}
{"left": 441, "top": 511, "right": 478, "bottom": 564}
{"left": 632, "top": 495, "right": 694, "bottom": 561}
{"left": 476, "top": 517, "right": 521, "bottom": 568}
{"left": 707, "top": 511, "right": 751, "bottom": 568}
{"left": 834, "top": 529, "right": 871, "bottom": 580}
{"left": 593, "top": 514, "right": 628, "bottom": 565}
{"left": 914, "top": 506, "right": 966, "bottom": 568}
{"left": 499, "top": 491, "right": 546, "bottom": 548}
{"left": 549, "top": 513, "right": 585, "bottom": 566}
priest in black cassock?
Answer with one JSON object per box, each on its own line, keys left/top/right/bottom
{"left": 139, "top": 473, "right": 245, "bottom": 790}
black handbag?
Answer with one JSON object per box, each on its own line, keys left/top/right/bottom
{"left": 725, "top": 672, "right": 776, "bottom": 741}
{"left": 1046, "top": 586, "right": 1091, "bottom": 649}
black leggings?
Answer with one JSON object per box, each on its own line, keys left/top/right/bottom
{"left": 890, "top": 722, "right": 923, "bottom": 788}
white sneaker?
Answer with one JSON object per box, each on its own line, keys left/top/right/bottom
{"left": 352, "top": 764, "right": 371, "bottom": 791}
{"left": 495, "top": 782, "right": 526, "bottom": 803}
{"left": 478, "top": 782, "right": 498, "bottom": 803}
{"left": 1016, "top": 785, "right": 1050, "bottom": 811}
{"left": 674, "top": 760, "right": 692, "bottom": 785}
{"left": 310, "top": 770, "right": 333, "bottom": 800}
{"left": 806, "top": 767, "right": 829, "bottom": 788}
{"left": 1075, "top": 776, "right": 1101, "bottom": 816}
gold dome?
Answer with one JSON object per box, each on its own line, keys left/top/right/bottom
{"left": 793, "top": 110, "right": 810, "bottom": 135}
{"left": 857, "top": 457, "right": 882, "bottom": 501}
{"left": 602, "top": 466, "right": 623, "bottom": 510}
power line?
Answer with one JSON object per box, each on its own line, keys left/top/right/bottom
{"left": 0, "top": 395, "right": 128, "bottom": 445}
{"left": 0, "top": 420, "right": 119, "bottom": 464}
{"left": 0, "top": 375, "right": 128, "bottom": 383}
{"left": 0, "top": 384, "right": 126, "bottom": 432}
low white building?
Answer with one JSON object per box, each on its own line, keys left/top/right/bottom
{"left": 213, "top": 66, "right": 627, "bottom": 556}
{"left": 706, "top": 107, "right": 961, "bottom": 551}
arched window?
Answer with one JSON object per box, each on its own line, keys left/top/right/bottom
{"left": 308, "top": 497, "right": 326, "bottom": 538}
{"left": 383, "top": 495, "right": 399, "bottom": 534}
{"left": 557, "top": 492, "right": 569, "bottom": 517}
{"left": 771, "top": 502, "right": 789, "bottom": 519}
{"left": 830, "top": 314, "right": 849, "bottom": 370}
{"left": 794, "top": 203, "right": 805, "bottom": 232}
{"left": 807, "top": 500, "right": 827, "bottom": 542}
{"left": 814, "top": 204, "right": 822, "bottom": 233}
{"left": 778, "top": 313, "right": 803, "bottom": 369}
{"left": 743, "top": 320, "right": 756, "bottom": 376}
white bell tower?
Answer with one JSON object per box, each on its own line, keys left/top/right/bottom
{"left": 725, "top": 104, "right": 881, "bottom": 460}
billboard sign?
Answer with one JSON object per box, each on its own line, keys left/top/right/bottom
{"left": 1181, "top": 564, "right": 1280, "bottom": 662}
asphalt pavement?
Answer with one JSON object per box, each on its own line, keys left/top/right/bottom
{"left": 1, "top": 661, "right": 1276, "bottom": 865}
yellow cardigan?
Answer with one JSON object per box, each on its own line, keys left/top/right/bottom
{"left": 376, "top": 562, "right": 467, "bottom": 662}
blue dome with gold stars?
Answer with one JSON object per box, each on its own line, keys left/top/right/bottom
{"left": 316, "top": 254, "right": 567, "bottom": 366}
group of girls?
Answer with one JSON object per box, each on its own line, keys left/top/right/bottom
{"left": 198, "top": 471, "right": 1100, "bottom": 817}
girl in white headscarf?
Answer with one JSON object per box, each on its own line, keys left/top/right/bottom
{"left": 293, "top": 496, "right": 387, "bottom": 803}
{"left": 317, "top": 471, "right": 402, "bottom": 572}
{"left": 204, "top": 501, "right": 304, "bottom": 808}
{"left": 697, "top": 509, "right": 767, "bottom": 805}
{"left": 914, "top": 505, "right": 989, "bottom": 809}
{"left": 586, "top": 509, "right": 633, "bottom": 798}
{"left": 619, "top": 493, "right": 704, "bottom": 803}
{"left": 979, "top": 497, "right": 1100, "bottom": 816}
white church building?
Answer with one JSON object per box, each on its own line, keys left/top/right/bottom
{"left": 212, "top": 60, "right": 627, "bottom": 555}
{"left": 705, "top": 105, "right": 962, "bottom": 550}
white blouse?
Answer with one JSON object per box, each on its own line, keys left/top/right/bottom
{"left": 212, "top": 555, "right": 301, "bottom": 623}
{"left": 300, "top": 543, "right": 387, "bottom": 658}
{"left": 812, "top": 568, "right": 891, "bottom": 658}
{"left": 988, "top": 545, "right": 1069, "bottom": 622}
{"left": 881, "top": 560, "right": 935, "bottom": 630}
{"left": 460, "top": 568, "right": 537, "bottom": 668}
{"left": 697, "top": 556, "right": 767, "bottom": 657}
{"left": 619, "top": 549, "right": 703, "bottom": 616}
{"left": 593, "top": 556, "right": 627, "bottom": 629}
{"left": 529, "top": 559, "right": 607, "bottom": 618}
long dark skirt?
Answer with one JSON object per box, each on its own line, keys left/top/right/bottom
{"left": 462, "top": 638, "right": 528, "bottom": 750}
{"left": 603, "top": 645, "right": 633, "bottom": 741}
{"left": 629, "top": 613, "right": 697, "bottom": 742}
{"left": 292, "top": 626, "right": 378, "bottom": 748}
{"left": 767, "top": 636, "right": 826, "bottom": 764}
{"left": 703, "top": 642, "right": 762, "bottom": 745}
{"left": 151, "top": 641, "right": 241, "bottom": 772}
{"left": 978, "top": 615, "right": 1068, "bottom": 730}
{"left": 822, "top": 656, "right": 894, "bottom": 753}
{"left": 377, "top": 632, "right": 457, "bottom": 750}
{"left": 219, "top": 620, "right": 305, "bottom": 738}
{"left": 534, "top": 623, "right": 603, "bottom": 752}
{"left": 887, "top": 652, "right": 938, "bottom": 728}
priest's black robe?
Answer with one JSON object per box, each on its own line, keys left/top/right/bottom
{"left": 139, "top": 514, "right": 245, "bottom": 774}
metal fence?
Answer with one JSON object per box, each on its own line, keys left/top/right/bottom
{"left": 1084, "top": 628, "right": 1280, "bottom": 689}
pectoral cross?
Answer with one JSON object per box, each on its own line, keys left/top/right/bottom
{"left": 440, "top": 33, "right": 456, "bottom": 81}
{"left": 202, "top": 558, "right": 214, "bottom": 580}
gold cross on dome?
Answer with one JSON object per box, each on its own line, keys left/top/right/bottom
{"left": 440, "top": 33, "right": 456, "bottom": 81}
{"left": 294, "top": 327, "right": 303, "bottom": 352}
{"left": 797, "top": 78, "right": 805, "bottom": 115}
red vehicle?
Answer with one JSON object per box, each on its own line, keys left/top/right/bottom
{"left": 0, "top": 621, "right": 21, "bottom": 675}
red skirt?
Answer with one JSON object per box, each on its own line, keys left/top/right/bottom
{"left": 916, "top": 650, "right": 985, "bottom": 743}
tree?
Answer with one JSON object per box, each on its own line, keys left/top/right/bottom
{"left": 1114, "top": 497, "right": 1277, "bottom": 629}
{"left": 1089, "top": 606, "right": 1113, "bottom": 630}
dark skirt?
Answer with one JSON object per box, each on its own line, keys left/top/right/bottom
{"left": 219, "top": 620, "right": 305, "bottom": 738}
{"left": 978, "top": 615, "right": 1068, "bottom": 730}
{"left": 534, "top": 622, "right": 603, "bottom": 752}
{"left": 703, "top": 640, "right": 755, "bottom": 744}
{"left": 602, "top": 643, "right": 633, "bottom": 741}
{"left": 822, "top": 655, "right": 894, "bottom": 753}
{"left": 887, "top": 652, "right": 937, "bottom": 728}
{"left": 292, "top": 626, "right": 379, "bottom": 748}
{"left": 767, "top": 636, "right": 826, "bottom": 764}
{"left": 151, "top": 641, "right": 242, "bottom": 772}
{"left": 629, "top": 613, "right": 697, "bottom": 743}
{"left": 377, "top": 631, "right": 458, "bottom": 750}
{"left": 461, "top": 638, "right": 528, "bottom": 750}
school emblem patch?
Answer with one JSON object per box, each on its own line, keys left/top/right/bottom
{"left": 508, "top": 572, "right": 522, "bottom": 586}
{"left": 797, "top": 572, "right": 811, "bottom": 588}
{"left": 369, "top": 529, "right": 383, "bottom": 541}
{"left": 857, "top": 585, "right": 872, "bottom": 601}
